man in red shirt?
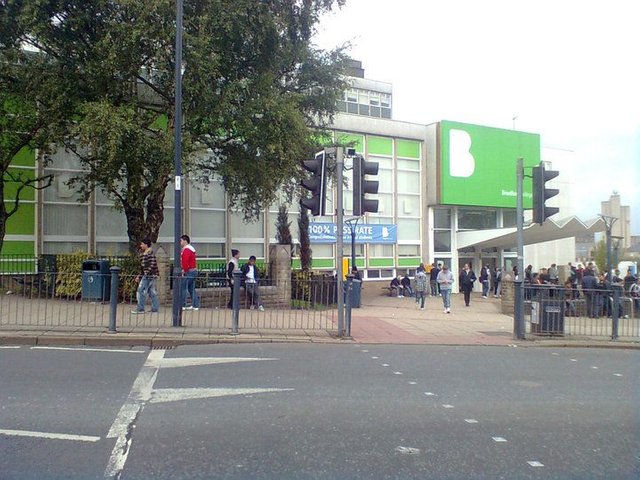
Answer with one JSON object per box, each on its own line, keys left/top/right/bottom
{"left": 180, "top": 234, "right": 200, "bottom": 310}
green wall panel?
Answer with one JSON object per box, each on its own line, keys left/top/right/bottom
{"left": 369, "top": 258, "right": 394, "bottom": 267}
{"left": 312, "top": 258, "right": 334, "bottom": 268}
{"left": 396, "top": 140, "right": 421, "bottom": 159}
{"left": 0, "top": 240, "right": 35, "bottom": 256}
{"left": 367, "top": 136, "right": 393, "bottom": 156}
{"left": 10, "top": 147, "right": 36, "bottom": 167}
{"left": 398, "top": 257, "right": 421, "bottom": 267}
{"left": 5, "top": 203, "right": 35, "bottom": 234}
{"left": 336, "top": 133, "right": 364, "bottom": 153}
{"left": 4, "top": 167, "right": 36, "bottom": 201}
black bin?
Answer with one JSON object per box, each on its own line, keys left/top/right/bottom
{"left": 351, "top": 279, "right": 362, "bottom": 308}
{"left": 82, "top": 260, "right": 111, "bottom": 301}
{"left": 531, "top": 300, "right": 564, "bottom": 335}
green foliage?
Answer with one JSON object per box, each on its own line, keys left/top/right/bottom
{"left": 54, "top": 252, "right": 92, "bottom": 298}
{"left": 275, "top": 205, "right": 292, "bottom": 246}
{"left": 593, "top": 238, "right": 606, "bottom": 274}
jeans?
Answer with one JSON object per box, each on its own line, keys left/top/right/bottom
{"left": 415, "top": 291, "right": 426, "bottom": 308}
{"left": 182, "top": 269, "right": 200, "bottom": 308}
{"left": 245, "top": 282, "right": 261, "bottom": 307}
{"left": 430, "top": 280, "right": 439, "bottom": 296}
{"left": 481, "top": 280, "right": 489, "bottom": 297}
{"left": 441, "top": 289, "right": 451, "bottom": 309}
{"left": 136, "top": 276, "right": 159, "bottom": 312}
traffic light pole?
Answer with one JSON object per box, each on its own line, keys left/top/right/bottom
{"left": 335, "top": 147, "right": 345, "bottom": 337}
{"left": 514, "top": 158, "right": 525, "bottom": 340}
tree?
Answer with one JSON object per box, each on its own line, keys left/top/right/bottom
{"left": 298, "top": 205, "right": 312, "bottom": 271}
{"left": 2, "top": 0, "right": 349, "bottom": 252}
{"left": 275, "top": 205, "right": 292, "bottom": 246}
{"left": 593, "top": 238, "right": 606, "bottom": 274}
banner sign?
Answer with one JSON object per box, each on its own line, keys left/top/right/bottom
{"left": 309, "top": 223, "right": 397, "bottom": 244}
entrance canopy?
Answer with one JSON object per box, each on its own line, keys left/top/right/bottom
{"left": 456, "top": 216, "right": 605, "bottom": 250}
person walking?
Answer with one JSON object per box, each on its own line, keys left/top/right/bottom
{"left": 459, "top": 263, "right": 477, "bottom": 307}
{"left": 241, "top": 255, "right": 264, "bottom": 311}
{"left": 226, "top": 249, "right": 240, "bottom": 309}
{"left": 437, "top": 264, "right": 454, "bottom": 313}
{"left": 132, "top": 238, "right": 160, "bottom": 314}
{"left": 429, "top": 263, "right": 440, "bottom": 297}
{"left": 414, "top": 269, "right": 428, "bottom": 310}
{"left": 479, "top": 265, "right": 490, "bottom": 298}
{"left": 180, "top": 234, "right": 200, "bottom": 311}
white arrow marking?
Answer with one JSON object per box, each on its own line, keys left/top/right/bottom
{"left": 0, "top": 428, "right": 100, "bottom": 442}
{"left": 31, "top": 346, "right": 145, "bottom": 354}
{"left": 147, "top": 357, "right": 278, "bottom": 369}
{"left": 150, "top": 387, "right": 294, "bottom": 404}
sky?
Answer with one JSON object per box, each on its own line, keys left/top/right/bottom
{"left": 313, "top": 0, "right": 640, "bottom": 233}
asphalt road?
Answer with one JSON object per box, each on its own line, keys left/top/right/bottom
{"left": 0, "top": 344, "right": 638, "bottom": 479}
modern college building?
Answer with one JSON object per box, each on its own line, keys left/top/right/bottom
{"left": 4, "top": 61, "right": 598, "bottom": 279}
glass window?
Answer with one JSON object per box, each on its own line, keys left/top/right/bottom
{"left": 367, "top": 269, "right": 380, "bottom": 279}
{"left": 378, "top": 169, "right": 393, "bottom": 192}
{"left": 398, "top": 195, "right": 420, "bottom": 217}
{"left": 347, "top": 103, "right": 358, "bottom": 114}
{"left": 43, "top": 204, "right": 88, "bottom": 236}
{"left": 158, "top": 208, "right": 174, "bottom": 238}
{"left": 433, "top": 209, "right": 451, "bottom": 229}
{"left": 376, "top": 193, "right": 393, "bottom": 216}
{"left": 369, "top": 94, "right": 379, "bottom": 106}
{"left": 366, "top": 216, "right": 393, "bottom": 225}
{"left": 503, "top": 209, "right": 517, "bottom": 228}
{"left": 358, "top": 91, "right": 369, "bottom": 104}
{"left": 96, "top": 206, "right": 128, "bottom": 236}
{"left": 96, "top": 242, "right": 129, "bottom": 256}
{"left": 397, "top": 158, "right": 419, "bottom": 170}
{"left": 434, "top": 231, "right": 451, "bottom": 252}
{"left": 191, "top": 210, "right": 226, "bottom": 237}
{"left": 397, "top": 218, "right": 420, "bottom": 241}
{"left": 397, "top": 171, "right": 420, "bottom": 194}
{"left": 310, "top": 244, "right": 333, "bottom": 258}
{"left": 346, "top": 90, "right": 357, "bottom": 102}
{"left": 190, "top": 182, "right": 225, "bottom": 208}
{"left": 458, "top": 208, "right": 498, "bottom": 230}
{"left": 398, "top": 244, "right": 420, "bottom": 256}
{"left": 195, "top": 243, "right": 225, "bottom": 258}
{"left": 369, "top": 244, "right": 393, "bottom": 257}
{"left": 370, "top": 106, "right": 380, "bottom": 117}
{"left": 380, "top": 94, "right": 391, "bottom": 108}
{"left": 381, "top": 108, "right": 391, "bottom": 119}
{"left": 234, "top": 243, "right": 264, "bottom": 258}
{"left": 43, "top": 242, "right": 87, "bottom": 254}
{"left": 358, "top": 104, "right": 370, "bottom": 116}
{"left": 43, "top": 171, "right": 84, "bottom": 202}
{"left": 230, "top": 213, "right": 264, "bottom": 238}
{"left": 47, "top": 149, "right": 84, "bottom": 171}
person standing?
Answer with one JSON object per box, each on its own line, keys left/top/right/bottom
{"left": 180, "top": 234, "right": 200, "bottom": 311}
{"left": 459, "top": 263, "right": 477, "bottom": 307}
{"left": 429, "top": 263, "right": 440, "bottom": 297}
{"left": 241, "top": 255, "right": 264, "bottom": 311}
{"left": 479, "top": 265, "right": 490, "bottom": 299}
{"left": 437, "top": 265, "right": 454, "bottom": 313}
{"left": 414, "top": 269, "right": 428, "bottom": 310}
{"left": 132, "top": 239, "right": 160, "bottom": 314}
{"left": 548, "top": 263, "right": 559, "bottom": 285}
{"left": 226, "top": 249, "right": 240, "bottom": 309}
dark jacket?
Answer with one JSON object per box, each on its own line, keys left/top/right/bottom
{"left": 581, "top": 273, "right": 598, "bottom": 291}
{"left": 459, "top": 269, "right": 477, "bottom": 290}
{"left": 430, "top": 268, "right": 440, "bottom": 281}
{"left": 240, "top": 263, "right": 260, "bottom": 284}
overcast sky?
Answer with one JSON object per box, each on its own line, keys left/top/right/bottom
{"left": 313, "top": 0, "right": 640, "bottom": 233}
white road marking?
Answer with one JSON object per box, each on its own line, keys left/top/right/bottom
{"left": 105, "top": 349, "right": 164, "bottom": 478}
{"left": 424, "top": 392, "right": 436, "bottom": 396}
{"left": 613, "top": 373, "right": 623, "bottom": 377}
{"left": 371, "top": 356, "right": 379, "bottom": 359}
{"left": 150, "top": 387, "right": 294, "bottom": 404}
{"left": 146, "top": 357, "right": 277, "bottom": 369}
{"left": 0, "top": 428, "right": 100, "bottom": 442}
{"left": 442, "top": 404, "right": 454, "bottom": 409}
{"left": 394, "top": 371, "right": 403, "bottom": 375}
{"left": 552, "top": 352, "right": 560, "bottom": 356}
{"left": 492, "top": 436, "right": 508, "bottom": 442}
{"left": 382, "top": 363, "right": 390, "bottom": 367}
{"left": 570, "top": 359, "right": 577, "bottom": 362}
{"left": 408, "top": 381, "right": 417, "bottom": 385}
{"left": 361, "top": 349, "right": 369, "bottom": 353}
{"left": 591, "top": 366, "right": 599, "bottom": 369}
{"left": 465, "top": 419, "right": 479, "bottom": 424}
{"left": 0, "top": 346, "right": 20, "bottom": 349}
{"left": 528, "top": 461, "right": 544, "bottom": 467}
{"left": 32, "top": 346, "right": 144, "bottom": 354}
{"left": 395, "top": 446, "right": 421, "bottom": 455}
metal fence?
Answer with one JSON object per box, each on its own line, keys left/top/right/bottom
{"left": 0, "top": 270, "right": 339, "bottom": 334}
{"left": 524, "top": 284, "right": 639, "bottom": 340}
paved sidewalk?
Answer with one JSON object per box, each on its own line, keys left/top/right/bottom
{"left": 1, "top": 288, "right": 638, "bottom": 348}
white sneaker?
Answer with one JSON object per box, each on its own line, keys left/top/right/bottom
{"left": 258, "top": 305, "right": 265, "bottom": 312}
{"left": 192, "top": 307, "right": 199, "bottom": 311}
{"left": 398, "top": 295, "right": 404, "bottom": 298}
{"left": 420, "top": 307, "right": 425, "bottom": 310}
{"left": 482, "top": 296, "right": 488, "bottom": 299}
{"left": 131, "top": 310, "right": 145, "bottom": 314}
{"left": 182, "top": 306, "right": 193, "bottom": 311}
{"left": 443, "top": 308, "right": 447, "bottom": 313}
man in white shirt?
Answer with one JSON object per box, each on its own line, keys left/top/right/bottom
{"left": 240, "top": 255, "right": 264, "bottom": 311}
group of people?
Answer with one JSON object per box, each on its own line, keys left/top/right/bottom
{"left": 389, "top": 262, "right": 501, "bottom": 314}
{"left": 132, "top": 237, "right": 264, "bottom": 313}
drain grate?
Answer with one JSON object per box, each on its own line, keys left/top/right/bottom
{"left": 151, "top": 345, "right": 176, "bottom": 350}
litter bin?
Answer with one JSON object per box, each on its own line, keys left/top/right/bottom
{"left": 531, "top": 300, "right": 564, "bottom": 335}
{"left": 82, "top": 260, "right": 111, "bottom": 302}
{"left": 351, "top": 279, "right": 362, "bottom": 308}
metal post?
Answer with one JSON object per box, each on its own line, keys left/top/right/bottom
{"left": 108, "top": 266, "right": 121, "bottom": 334}
{"left": 599, "top": 215, "right": 618, "bottom": 281}
{"left": 336, "top": 147, "right": 345, "bottom": 337}
{"left": 611, "top": 286, "right": 620, "bottom": 340}
{"left": 345, "top": 274, "right": 353, "bottom": 337}
{"left": 172, "top": 0, "right": 184, "bottom": 328}
{"left": 231, "top": 270, "right": 241, "bottom": 335}
{"left": 514, "top": 158, "right": 525, "bottom": 340}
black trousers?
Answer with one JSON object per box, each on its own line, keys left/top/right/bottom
{"left": 463, "top": 287, "right": 472, "bottom": 306}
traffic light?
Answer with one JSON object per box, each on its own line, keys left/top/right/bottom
{"left": 532, "top": 164, "right": 559, "bottom": 224}
{"left": 300, "top": 150, "right": 327, "bottom": 216}
{"left": 353, "top": 155, "right": 379, "bottom": 215}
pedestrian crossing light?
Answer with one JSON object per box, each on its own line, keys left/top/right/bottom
{"left": 532, "top": 164, "right": 559, "bottom": 225}
{"left": 353, "top": 155, "right": 379, "bottom": 216}
{"left": 300, "top": 150, "right": 327, "bottom": 216}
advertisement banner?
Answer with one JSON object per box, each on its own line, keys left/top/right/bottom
{"left": 309, "top": 223, "right": 397, "bottom": 244}
{"left": 440, "top": 120, "right": 540, "bottom": 208}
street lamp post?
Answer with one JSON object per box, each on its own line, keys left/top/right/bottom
{"left": 172, "top": 0, "right": 184, "bottom": 328}
{"left": 599, "top": 215, "right": 618, "bottom": 280}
